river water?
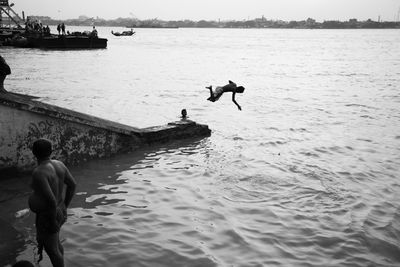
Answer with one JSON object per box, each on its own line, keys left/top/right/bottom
{"left": 0, "top": 27, "right": 400, "bottom": 267}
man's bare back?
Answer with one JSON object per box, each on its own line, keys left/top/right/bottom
{"left": 29, "top": 160, "right": 74, "bottom": 213}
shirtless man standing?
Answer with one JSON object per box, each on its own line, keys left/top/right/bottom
{"left": 29, "top": 139, "right": 77, "bottom": 267}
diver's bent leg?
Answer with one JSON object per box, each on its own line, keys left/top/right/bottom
{"left": 206, "top": 86, "right": 213, "bottom": 96}
{"left": 206, "top": 86, "right": 215, "bottom": 101}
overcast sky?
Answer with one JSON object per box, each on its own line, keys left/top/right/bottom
{"left": 12, "top": 0, "right": 400, "bottom": 21}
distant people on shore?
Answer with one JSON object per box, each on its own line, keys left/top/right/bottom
{"left": 0, "top": 55, "right": 11, "bottom": 93}
{"left": 206, "top": 80, "right": 245, "bottom": 110}
{"left": 29, "top": 139, "right": 77, "bottom": 267}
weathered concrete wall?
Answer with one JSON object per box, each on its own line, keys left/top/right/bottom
{"left": 0, "top": 93, "right": 211, "bottom": 175}
{"left": 0, "top": 103, "right": 140, "bottom": 173}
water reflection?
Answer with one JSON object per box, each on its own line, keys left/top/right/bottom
{"left": 0, "top": 218, "right": 28, "bottom": 266}
{"left": 0, "top": 137, "right": 208, "bottom": 266}
{"left": 62, "top": 137, "right": 214, "bottom": 267}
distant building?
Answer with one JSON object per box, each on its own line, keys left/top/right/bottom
{"left": 254, "top": 16, "right": 268, "bottom": 27}
{"left": 27, "top": 15, "right": 52, "bottom": 21}
{"left": 306, "top": 18, "right": 316, "bottom": 26}
{"left": 78, "top": 15, "right": 90, "bottom": 21}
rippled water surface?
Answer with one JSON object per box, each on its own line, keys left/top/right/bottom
{"left": 1, "top": 27, "right": 400, "bottom": 267}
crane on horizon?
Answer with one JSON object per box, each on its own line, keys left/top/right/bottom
{"left": 397, "top": 6, "right": 400, "bottom": 22}
{"left": 0, "top": 0, "right": 25, "bottom": 29}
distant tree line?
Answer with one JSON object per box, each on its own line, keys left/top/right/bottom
{"left": 27, "top": 15, "right": 400, "bottom": 29}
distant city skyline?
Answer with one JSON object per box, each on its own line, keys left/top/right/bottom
{"left": 11, "top": 0, "right": 400, "bottom": 22}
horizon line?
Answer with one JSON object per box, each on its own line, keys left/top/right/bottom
{"left": 26, "top": 15, "right": 398, "bottom": 23}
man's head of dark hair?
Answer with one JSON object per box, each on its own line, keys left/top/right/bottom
{"left": 181, "top": 109, "right": 187, "bottom": 117}
{"left": 32, "top": 139, "right": 52, "bottom": 159}
{"left": 236, "top": 86, "right": 245, "bottom": 93}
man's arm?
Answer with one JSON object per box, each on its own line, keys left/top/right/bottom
{"left": 232, "top": 92, "right": 241, "bottom": 110}
{"left": 32, "top": 171, "right": 58, "bottom": 231}
{"left": 63, "top": 165, "right": 77, "bottom": 208}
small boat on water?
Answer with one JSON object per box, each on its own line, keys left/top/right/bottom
{"left": 111, "top": 29, "right": 135, "bottom": 36}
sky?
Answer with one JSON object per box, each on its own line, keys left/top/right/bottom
{"left": 11, "top": 0, "right": 400, "bottom": 21}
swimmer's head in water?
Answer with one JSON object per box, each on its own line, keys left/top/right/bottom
{"left": 32, "top": 139, "right": 52, "bottom": 159}
{"left": 236, "top": 86, "right": 245, "bottom": 93}
{"left": 181, "top": 109, "right": 187, "bottom": 117}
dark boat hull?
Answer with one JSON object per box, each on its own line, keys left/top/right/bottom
{"left": 28, "top": 35, "right": 107, "bottom": 49}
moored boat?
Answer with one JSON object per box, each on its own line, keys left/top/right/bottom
{"left": 29, "top": 34, "right": 108, "bottom": 49}
{"left": 1, "top": 1, "right": 107, "bottom": 49}
{"left": 3, "top": 33, "right": 107, "bottom": 49}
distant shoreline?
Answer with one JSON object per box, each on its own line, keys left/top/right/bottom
{"left": 26, "top": 16, "right": 400, "bottom": 30}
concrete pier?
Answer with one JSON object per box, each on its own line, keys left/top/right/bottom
{"left": 0, "top": 93, "right": 211, "bottom": 175}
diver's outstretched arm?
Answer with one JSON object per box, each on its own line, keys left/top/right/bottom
{"left": 232, "top": 92, "right": 241, "bottom": 110}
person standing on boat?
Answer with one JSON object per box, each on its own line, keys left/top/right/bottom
{"left": 91, "top": 26, "right": 98, "bottom": 37}
{"left": 61, "top": 23, "right": 66, "bottom": 35}
{"left": 45, "top": 25, "right": 51, "bottom": 36}
{"left": 0, "top": 55, "right": 11, "bottom": 93}
{"left": 57, "top": 24, "right": 61, "bottom": 35}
